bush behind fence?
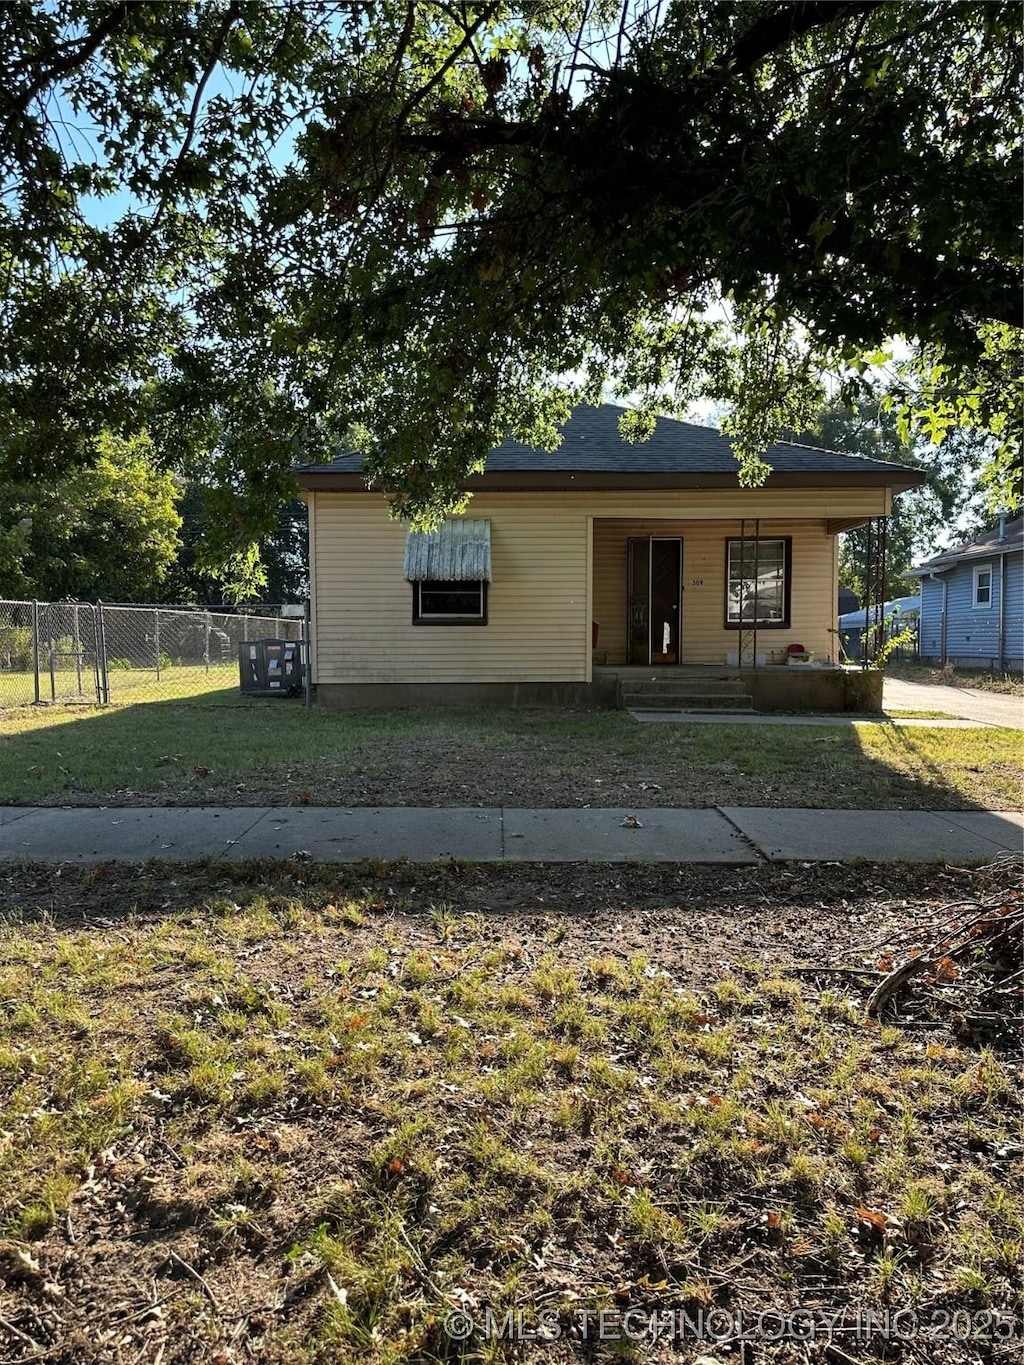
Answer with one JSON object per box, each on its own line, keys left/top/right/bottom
{"left": 0, "top": 599, "right": 303, "bottom": 706}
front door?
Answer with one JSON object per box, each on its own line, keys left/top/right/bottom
{"left": 627, "top": 537, "right": 682, "bottom": 664}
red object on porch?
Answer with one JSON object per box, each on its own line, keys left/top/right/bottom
{"left": 787, "top": 643, "right": 806, "bottom": 655}
{"left": 592, "top": 621, "right": 599, "bottom": 649}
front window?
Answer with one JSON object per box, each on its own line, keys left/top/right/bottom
{"left": 725, "top": 538, "right": 791, "bottom": 628}
{"left": 974, "top": 565, "right": 992, "bottom": 607}
{"left": 413, "top": 580, "right": 487, "bottom": 624}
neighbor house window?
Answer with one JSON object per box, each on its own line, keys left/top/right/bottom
{"left": 973, "top": 564, "right": 993, "bottom": 608}
{"left": 725, "top": 538, "right": 791, "bottom": 628}
{"left": 412, "top": 579, "right": 487, "bottom": 624}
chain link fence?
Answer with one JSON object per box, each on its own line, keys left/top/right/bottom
{"left": 0, "top": 599, "right": 304, "bottom": 707}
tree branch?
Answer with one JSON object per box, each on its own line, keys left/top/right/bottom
{"left": 394, "top": 3, "right": 499, "bottom": 127}
{"left": 721, "top": 1, "right": 887, "bottom": 75}
{"left": 152, "top": 2, "right": 241, "bottom": 229}
{"left": 1, "top": 4, "right": 133, "bottom": 153}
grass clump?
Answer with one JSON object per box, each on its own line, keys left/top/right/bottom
{"left": 0, "top": 865, "right": 1019, "bottom": 1363}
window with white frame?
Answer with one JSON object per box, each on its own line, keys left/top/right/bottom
{"left": 725, "top": 538, "right": 791, "bottom": 628}
{"left": 973, "top": 564, "right": 993, "bottom": 608}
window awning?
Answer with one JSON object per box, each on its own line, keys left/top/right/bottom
{"left": 404, "top": 519, "right": 492, "bottom": 582}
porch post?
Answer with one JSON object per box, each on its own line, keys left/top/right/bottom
{"left": 862, "top": 520, "right": 872, "bottom": 668}
{"left": 752, "top": 517, "right": 760, "bottom": 670}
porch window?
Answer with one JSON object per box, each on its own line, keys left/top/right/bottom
{"left": 973, "top": 564, "right": 992, "bottom": 607}
{"left": 405, "top": 518, "right": 491, "bottom": 626}
{"left": 725, "top": 537, "right": 791, "bottom": 628}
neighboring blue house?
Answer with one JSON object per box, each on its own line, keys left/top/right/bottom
{"left": 909, "top": 514, "right": 1023, "bottom": 671}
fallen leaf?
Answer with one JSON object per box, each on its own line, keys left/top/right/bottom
{"left": 856, "top": 1205, "right": 888, "bottom": 1238}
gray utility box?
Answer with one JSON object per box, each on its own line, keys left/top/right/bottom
{"left": 239, "top": 638, "right": 305, "bottom": 697}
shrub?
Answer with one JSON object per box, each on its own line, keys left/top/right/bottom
{"left": 0, "top": 626, "right": 33, "bottom": 671}
{"left": 107, "top": 653, "right": 173, "bottom": 671}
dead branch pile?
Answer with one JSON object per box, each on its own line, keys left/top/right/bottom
{"left": 863, "top": 852, "right": 1023, "bottom": 1042}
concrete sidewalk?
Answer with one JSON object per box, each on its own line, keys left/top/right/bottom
{"left": 629, "top": 711, "right": 993, "bottom": 728}
{"left": 0, "top": 804, "right": 1020, "bottom": 865}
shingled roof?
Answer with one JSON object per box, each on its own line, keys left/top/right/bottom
{"left": 909, "top": 515, "right": 1023, "bottom": 575}
{"left": 295, "top": 403, "right": 925, "bottom": 491}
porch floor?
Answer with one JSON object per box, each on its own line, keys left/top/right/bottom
{"left": 593, "top": 663, "right": 847, "bottom": 678}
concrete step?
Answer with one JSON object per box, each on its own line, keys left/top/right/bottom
{"left": 641, "top": 707, "right": 759, "bottom": 715}
{"left": 622, "top": 679, "right": 750, "bottom": 696}
{"left": 621, "top": 691, "right": 754, "bottom": 711}
{"left": 599, "top": 671, "right": 747, "bottom": 683}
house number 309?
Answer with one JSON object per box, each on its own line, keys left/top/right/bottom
{"left": 690, "top": 578, "right": 704, "bottom": 587}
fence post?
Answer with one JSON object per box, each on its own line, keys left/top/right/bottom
{"left": 204, "top": 612, "right": 211, "bottom": 673}
{"left": 90, "top": 605, "right": 102, "bottom": 704}
{"left": 73, "top": 603, "right": 84, "bottom": 696}
{"left": 154, "top": 608, "right": 161, "bottom": 681}
{"left": 97, "top": 601, "right": 110, "bottom": 704}
{"left": 31, "top": 600, "right": 41, "bottom": 704}
{"left": 302, "top": 598, "right": 313, "bottom": 708}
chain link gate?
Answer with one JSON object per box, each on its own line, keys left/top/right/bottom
{"left": 36, "top": 600, "right": 104, "bottom": 703}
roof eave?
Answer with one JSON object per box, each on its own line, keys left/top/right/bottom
{"left": 296, "top": 468, "right": 927, "bottom": 494}
{"left": 911, "top": 538, "right": 1023, "bottom": 574}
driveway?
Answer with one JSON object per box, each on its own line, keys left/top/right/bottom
{"left": 883, "top": 677, "right": 1024, "bottom": 729}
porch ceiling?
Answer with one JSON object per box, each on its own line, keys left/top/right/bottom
{"left": 826, "top": 517, "right": 871, "bottom": 534}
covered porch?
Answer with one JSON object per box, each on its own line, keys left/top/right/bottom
{"left": 590, "top": 514, "right": 848, "bottom": 669}
{"left": 587, "top": 514, "right": 885, "bottom": 711}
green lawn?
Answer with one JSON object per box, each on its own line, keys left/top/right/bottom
{"left": 0, "top": 662, "right": 239, "bottom": 707}
{"left": 0, "top": 860, "right": 1018, "bottom": 1364}
{"left": 0, "top": 691, "right": 1020, "bottom": 809}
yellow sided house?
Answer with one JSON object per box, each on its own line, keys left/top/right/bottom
{"left": 296, "top": 405, "right": 924, "bottom": 712}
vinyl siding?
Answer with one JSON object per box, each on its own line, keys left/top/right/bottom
{"left": 310, "top": 488, "right": 888, "bottom": 684}
{"left": 918, "top": 551, "right": 1024, "bottom": 666}
{"left": 918, "top": 575, "right": 944, "bottom": 660}
{"left": 311, "top": 494, "right": 589, "bottom": 684}
{"left": 306, "top": 493, "right": 318, "bottom": 679}
{"left": 1005, "top": 557, "right": 1024, "bottom": 666}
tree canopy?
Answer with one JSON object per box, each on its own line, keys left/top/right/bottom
{"left": 0, "top": 431, "right": 181, "bottom": 599}
{"left": 1, "top": 1, "right": 1020, "bottom": 575}
{"left": 793, "top": 398, "right": 990, "bottom": 602}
